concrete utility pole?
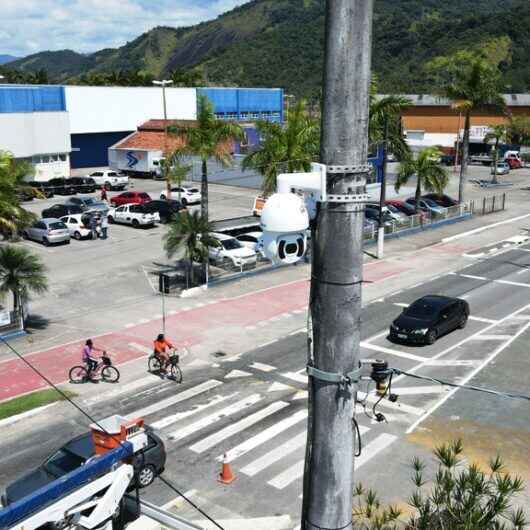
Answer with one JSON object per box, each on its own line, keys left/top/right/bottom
{"left": 302, "top": 1, "right": 373, "bottom": 530}
{"left": 153, "top": 79, "right": 174, "bottom": 200}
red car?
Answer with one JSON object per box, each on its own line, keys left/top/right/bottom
{"left": 110, "top": 191, "right": 152, "bottom": 207}
{"left": 385, "top": 199, "right": 428, "bottom": 220}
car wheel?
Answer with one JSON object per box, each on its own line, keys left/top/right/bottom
{"left": 108, "top": 216, "right": 114, "bottom": 224}
{"left": 136, "top": 464, "right": 156, "bottom": 488}
{"left": 181, "top": 198, "right": 188, "bottom": 206}
{"left": 426, "top": 329, "right": 437, "bottom": 345}
{"left": 458, "top": 314, "right": 468, "bottom": 329}
{"left": 160, "top": 194, "right": 166, "bottom": 200}
{"left": 74, "top": 231, "right": 82, "bottom": 240}
{"left": 64, "top": 239, "right": 70, "bottom": 245}
{"left": 132, "top": 219, "right": 140, "bottom": 228}
{"left": 43, "top": 238, "right": 50, "bottom": 247}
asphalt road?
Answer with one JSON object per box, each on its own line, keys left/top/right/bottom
{"left": 2, "top": 240, "right": 530, "bottom": 527}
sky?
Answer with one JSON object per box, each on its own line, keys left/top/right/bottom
{"left": 2, "top": 0, "right": 251, "bottom": 57}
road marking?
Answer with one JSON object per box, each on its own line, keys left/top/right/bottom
{"left": 0, "top": 403, "right": 57, "bottom": 428}
{"left": 360, "top": 342, "right": 428, "bottom": 363}
{"left": 125, "top": 323, "right": 135, "bottom": 328}
{"left": 458, "top": 274, "right": 488, "bottom": 281}
{"left": 513, "top": 314, "right": 530, "bottom": 320}
{"left": 442, "top": 214, "right": 530, "bottom": 242}
{"left": 250, "top": 362, "right": 276, "bottom": 372}
{"left": 138, "top": 318, "right": 150, "bottom": 324}
{"left": 281, "top": 371, "right": 308, "bottom": 384}
{"left": 169, "top": 394, "right": 262, "bottom": 443}
{"left": 357, "top": 391, "right": 424, "bottom": 416}
{"left": 216, "top": 409, "right": 308, "bottom": 463}
{"left": 83, "top": 376, "right": 155, "bottom": 405}
{"left": 470, "top": 334, "right": 513, "bottom": 341}
{"left": 151, "top": 393, "right": 236, "bottom": 430}
{"left": 268, "top": 459, "right": 305, "bottom": 490}
{"left": 289, "top": 328, "right": 306, "bottom": 336}
{"left": 127, "top": 379, "right": 223, "bottom": 419}
{"left": 128, "top": 342, "right": 152, "bottom": 355}
{"left": 495, "top": 279, "right": 530, "bottom": 288}
{"left": 407, "top": 308, "right": 530, "bottom": 434}
{"left": 268, "top": 382, "right": 292, "bottom": 392}
{"left": 469, "top": 316, "right": 498, "bottom": 324}
{"left": 517, "top": 269, "right": 528, "bottom": 275}
{"left": 190, "top": 401, "right": 289, "bottom": 453}
{"left": 225, "top": 369, "right": 252, "bottom": 379}
{"left": 241, "top": 431, "right": 307, "bottom": 477}
{"left": 390, "top": 385, "right": 447, "bottom": 396}
{"left": 355, "top": 434, "right": 398, "bottom": 469}
{"left": 424, "top": 359, "right": 478, "bottom": 367}
{"left": 291, "top": 391, "right": 308, "bottom": 401}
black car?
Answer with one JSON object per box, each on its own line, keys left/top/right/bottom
{"left": 66, "top": 176, "right": 97, "bottom": 194}
{"left": 144, "top": 199, "right": 187, "bottom": 223}
{"left": 15, "top": 187, "right": 34, "bottom": 202}
{"left": 42, "top": 203, "right": 83, "bottom": 219}
{"left": 28, "top": 181, "right": 55, "bottom": 198}
{"left": 3, "top": 427, "right": 166, "bottom": 505}
{"left": 48, "top": 177, "right": 77, "bottom": 195}
{"left": 364, "top": 206, "right": 394, "bottom": 226}
{"left": 389, "top": 295, "right": 469, "bottom": 345}
{"left": 422, "top": 193, "right": 459, "bottom": 208}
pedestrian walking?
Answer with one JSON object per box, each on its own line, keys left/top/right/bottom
{"left": 101, "top": 214, "right": 109, "bottom": 240}
{"left": 90, "top": 214, "right": 99, "bottom": 240}
{"left": 100, "top": 186, "right": 108, "bottom": 202}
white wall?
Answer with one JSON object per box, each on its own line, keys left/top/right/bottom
{"left": 65, "top": 86, "right": 197, "bottom": 134}
{"left": 0, "top": 112, "right": 71, "bottom": 158}
{"left": 405, "top": 132, "right": 457, "bottom": 149}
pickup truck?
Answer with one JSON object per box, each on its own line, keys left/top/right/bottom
{"left": 85, "top": 170, "right": 128, "bottom": 191}
{"left": 107, "top": 204, "right": 159, "bottom": 227}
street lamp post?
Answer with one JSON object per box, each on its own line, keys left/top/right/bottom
{"left": 153, "top": 79, "right": 174, "bottom": 201}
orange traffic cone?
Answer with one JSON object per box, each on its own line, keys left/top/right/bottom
{"left": 218, "top": 453, "right": 236, "bottom": 484}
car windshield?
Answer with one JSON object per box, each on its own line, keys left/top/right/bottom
{"left": 83, "top": 198, "right": 96, "bottom": 205}
{"left": 423, "top": 199, "right": 439, "bottom": 207}
{"left": 221, "top": 239, "right": 242, "bottom": 250}
{"left": 48, "top": 222, "right": 66, "bottom": 230}
{"left": 108, "top": 172, "right": 118, "bottom": 177}
{"left": 140, "top": 193, "right": 150, "bottom": 199}
{"left": 130, "top": 205, "right": 147, "bottom": 213}
{"left": 189, "top": 188, "right": 199, "bottom": 193}
{"left": 44, "top": 449, "right": 85, "bottom": 476}
{"left": 404, "top": 300, "right": 439, "bottom": 319}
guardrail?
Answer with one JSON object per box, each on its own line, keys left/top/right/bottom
{"left": 469, "top": 193, "right": 506, "bottom": 216}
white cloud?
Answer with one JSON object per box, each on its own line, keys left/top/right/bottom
{"left": 2, "top": 0, "right": 252, "bottom": 57}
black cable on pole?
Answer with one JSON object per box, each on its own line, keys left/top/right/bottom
{"left": 1, "top": 338, "right": 226, "bottom": 530}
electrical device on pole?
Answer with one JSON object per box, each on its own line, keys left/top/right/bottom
{"left": 153, "top": 79, "right": 174, "bottom": 200}
{"left": 301, "top": 1, "right": 374, "bottom": 529}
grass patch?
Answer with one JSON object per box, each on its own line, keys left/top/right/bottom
{"left": 0, "top": 389, "right": 77, "bottom": 421}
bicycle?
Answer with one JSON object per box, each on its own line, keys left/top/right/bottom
{"left": 69, "top": 352, "right": 120, "bottom": 383}
{"left": 148, "top": 350, "right": 182, "bottom": 383}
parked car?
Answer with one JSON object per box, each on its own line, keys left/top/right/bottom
{"left": 209, "top": 232, "right": 257, "bottom": 269}
{"left": 364, "top": 206, "right": 395, "bottom": 226}
{"left": 385, "top": 199, "right": 427, "bottom": 220}
{"left": 389, "top": 295, "right": 469, "bottom": 345}
{"left": 15, "top": 187, "right": 34, "bottom": 202}
{"left": 65, "top": 196, "right": 109, "bottom": 214}
{"left": 110, "top": 191, "right": 151, "bottom": 207}
{"left": 60, "top": 213, "right": 99, "bottom": 240}
{"left": 2, "top": 427, "right": 166, "bottom": 505}
{"left": 236, "top": 231, "right": 264, "bottom": 254}
{"left": 27, "top": 181, "right": 55, "bottom": 198}
{"left": 42, "top": 203, "right": 84, "bottom": 219}
{"left": 108, "top": 204, "right": 159, "bottom": 227}
{"left": 421, "top": 194, "right": 458, "bottom": 208}
{"left": 66, "top": 176, "right": 97, "bottom": 194}
{"left": 405, "top": 197, "right": 446, "bottom": 216}
{"left": 491, "top": 162, "right": 510, "bottom": 176}
{"left": 159, "top": 186, "right": 201, "bottom": 205}
{"left": 22, "top": 218, "right": 70, "bottom": 246}
{"left": 48, "top": 177, "right": 77, "bottom": 195}
{"left": 143, "top": 199, "right": 186, "bottom": 223}
{"left": 86, "top": 170, "right": 129, "bottom": 191}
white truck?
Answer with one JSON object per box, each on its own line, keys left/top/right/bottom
{"left": 108, "top": 147, "right": 165, "bottom": 179}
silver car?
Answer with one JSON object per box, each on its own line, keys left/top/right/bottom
{"left": 23, "top": 218, "right": 70, "bottom": 246}
{"left": 65, "top": 196, "right": 109, "bottom": 215}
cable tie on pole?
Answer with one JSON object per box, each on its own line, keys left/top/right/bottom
{"left": 307, "top": 365, "right": 361, "bottom": 385}
{"left": 310, "top": 275, "right": 365, "bottom": 287}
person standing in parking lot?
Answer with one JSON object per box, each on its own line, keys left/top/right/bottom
{"left": 100, "top": 186, "right": 108, "bottom": 202}
{"left": 101, "top": 215, "right": 109, "bottom": 240}
{"left": 90, "top": 214, "right": 99, "bottom": 240}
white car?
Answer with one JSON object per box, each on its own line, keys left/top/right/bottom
{"left": 236, "top": 231, "right": 264, "bottom": 255}
{"left": 209, "top": 232, "right": 257, "bottom": 269}
{"left": 60, "top": 213, "right": 99, "bottom": 240}
{"left": 491, "top": 162, "right": 510, "bottom": 176}
{"left": 159, "top": 186, "right": 201, "bottom": 205}
{"left": 107, "top": 204, "right": 159, "bottom": 227}
{"left": 86, "top": 170, "right": 128, "bottom": 191}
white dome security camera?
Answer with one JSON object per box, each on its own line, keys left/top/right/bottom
{"left": 259, "top": 193, "right": 309, "bottom": 264}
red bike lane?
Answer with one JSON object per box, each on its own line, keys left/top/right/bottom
{"left": 0, "top": 259, "right": 410, "bottom": 402}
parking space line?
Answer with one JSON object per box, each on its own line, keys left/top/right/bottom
{"left": 458, "top": 274, "right": 488, "bottom": 281}
{"left": 390, "top": 385, "right": 447, "bottom": 395}
{"left": 495, "top": 279, "right": 530, "bottom": 288}
{"left": 469, "top": 316, "right": 498, "bottom": 324}
{"left": 360, "top": 342, "right": 428, "bottom": 363}
{"left": 470, "top": 334, "right": 512, "bottom": 341}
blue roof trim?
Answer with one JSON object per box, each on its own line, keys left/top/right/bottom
{"left": 0, "top": 442, "right": 133, "bottom": 528}
{"left": 0, "top": 86, "right": 66, "bottom": 113}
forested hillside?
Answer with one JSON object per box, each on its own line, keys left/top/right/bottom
{"left": 5, "top": 0, "right": 530, "bottom": 96}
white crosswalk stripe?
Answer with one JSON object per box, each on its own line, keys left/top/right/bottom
{"left": 268, "top": 459, "right": 304, "bottom": 490}
{"left": 355, "top": 434, "right": 397, "bottom": 469}
{"left": 190, "top": 401, "right": 290, "bottom": 453}
{"left": 216, "top": 409, "right": 308, "bottom": 463}
{"left": 168, "top": 394, "right": 262, "bottom": 443}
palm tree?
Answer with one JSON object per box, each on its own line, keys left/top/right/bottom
{"left": 0, "top": 245, "right": 48, "bottom": 327}
{"left": 163, "top": 211, "right": 216, "bottom": 286}
{"left": 395, "top": 147, "right": 449, "bottom": 214}
{"left": 429, "top": 50, "right": 505, "bottom": 203}
{"left": 506, "top": 115, "right": 530, "bottom": 146}
{"left": 168, "top": 95, "right": 244, "bottom": 221}
{"left": 242, "top": 99, "right": 320, "bottom": 195}
{"left": 484, "top": 124, "right": 509, "bottom": 184}
{"left": 161, "top": 149, "right": 191, "bottom": 201}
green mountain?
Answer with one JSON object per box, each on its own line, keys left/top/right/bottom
{"left": 7, "top": 0, "right": 530, "bottom": 96}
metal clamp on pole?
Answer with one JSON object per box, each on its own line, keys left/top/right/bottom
{"left": 307, "top": 365, "right": 361, "bottom": 386}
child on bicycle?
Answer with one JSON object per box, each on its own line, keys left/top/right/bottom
{"left": 153, "top": 333, "right": 174, "bottom": 372}
{"left": 82, "top": 339, "right": 101, "bottom": 377}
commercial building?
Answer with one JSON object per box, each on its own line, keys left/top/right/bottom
{"left": 0, "top": 84, "right": 284, "bottom": 180}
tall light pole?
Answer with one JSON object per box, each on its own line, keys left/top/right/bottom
{"left": 153, "top": 79, "right": 174, "bottom": 200}
{"left": 302, "top": 1, "right": 373, "bottom": 530}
